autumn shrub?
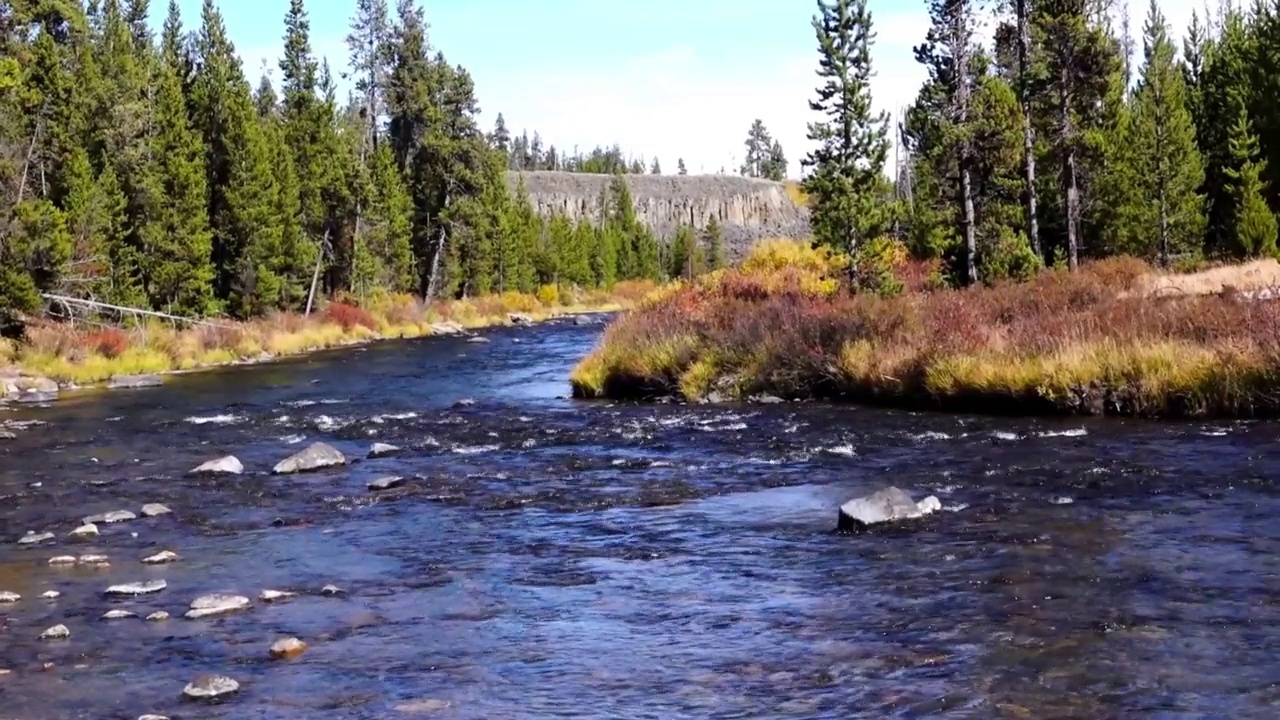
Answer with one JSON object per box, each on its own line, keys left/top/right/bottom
{"left": 536, "top": 284, "right": 560, "bottom": 307}
{"left": 83, "top": 328, "right": 131, "bottom": 359}
{"left": 322, "top": 302, "right": 378, "bottom": 332}
{"left": 196, "top": 323, "right": 244, "bottom": 352}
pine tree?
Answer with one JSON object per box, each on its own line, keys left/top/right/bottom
{"left": 490, "top": 111, "right": 511, "bottom": 157}
{"left": 1196, "top": 9, "right": 1253, "bottom": 256}
{"left": 765, "top": 139, "right": 787, "bottom": 181}
{"left": 363, "top": 142, "right": 416, "bottom": 291}
{"left": 650, "top": 156, "right": 662, "bottom": 174}
{"left": 1012, "top": 0, "right": 1040, "bottom": 256}
{"left": 802, "top": 0, "right": 892, "bottom": 257}
{"left": 1224, "top": 102, "right": 1278, "bottom": 257}
{"left": 667, "top": 224, "right": 704, "bottom": 279}
{"left": 677, "top": 157, "right": 688, "bottom": 175}
{"left": 702, "top": 215, "right": 726, "bottom": 270}
{"left": 741, "top": 119, "right": 774, "bottom": 178}
{"left": 1127, "top": 0, "right": 1205, "bottom": 265}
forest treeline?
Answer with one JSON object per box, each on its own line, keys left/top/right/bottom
{"left": 804, "top": 0, "right": 1280, "bottom": 288}
{"left": 0, "top": 0, "right": 733, "bottom": 331}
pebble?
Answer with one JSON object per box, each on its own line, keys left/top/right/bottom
{"left": 140, "top": 503, "right": 172, "bottom": 517}
{"left": 146, "top": 611, "right": 170, "bottom": 622}
{"left": 49, "top": 555, "right": 76, "bottom": 565}
{"left": 105, "top": 579, "right": 167, "bottom": 596}
{"left": 41, "top": 590, "right": 60, "bottom": 599}
{"left": 102, "top": 609, "right": 137, "bottom": 620}
{"left": 78, "top": 554, "right": 110, "bottom": 566}
{"left": 268, "top": 637, "right": 307, "bottom": 659}
{"left": 83, "top": 509, "right": 137, "bottom": 524}
{"left": 18, "top": 531, "right": 55, "bottom": 545}
{"left": 142, "top": 550, "right": 180, "bottom": 564}
{"left": 259, "top": 589, "right": 298, "bottom": 602}
{"left": 40, "top": 624, "right": 70, "bottom": 640}
{"left": 368, "top": 475, "right": 406, "bottom": 491}
{"left": 183, "top": 674, "right": 240, "bottom": 701}
{"left": 0, "top": 591, "right": 20, "bottom": 603}
{"left": 185, "top": 593, "right": 251, "bottom": 619}
{"left": 69, "top": 523, "right": 100, "bottom": 540}
{"left": 321, "top": 583, "right": 345, "bottom": 596}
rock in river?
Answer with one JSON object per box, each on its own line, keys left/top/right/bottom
{"left": 107, "top": 374, "right": 162, "bottom": 390}
{"left": 146, "top": 611, "right": 170, "bottom": 622}
{"left": 0, "top": 591, "right": 20, "bottom": 602}
{"left": 83, "top": 509, "right": 136, "bottom": 524}
{"left": 69, "top": 523, "right": 99, "bottom": 540}
{"left": 185, "top": 593, "right": 251, "bottom": 619}
{"left": 509, "top": 312, "right": 534, "bottom": 325}
{"left": 368, "top": 475, "right": 405, "bottom": 491}
{"left": 18, "top": 531, "right": 55, "bottom": 545}
{"left": 102, "top": 609, "right": 137, "bottom": 620}
{"left": 183, "top": 674, "right": 240, "bottom": 701}
{"left": 40, "top": 624, "right": 71, "bottom": 640}
{"left": 105, "top": 579, "right": 167, "bottom": 596}
{"left": 837, "top": 486, "right": 942, "bottom": 532}
{"left": 49, "top": 555, "right": 76, "bottom": 565}
{"left": 143, "top": 550, "right": 180, "bottom": 564}
{"left": 141, "top": 503, "right": 172, "bottom": 517}
{"left": 41, "top": 590, "right": 60, "bottom": 599}
{"left": 272, "top": 442, "right": 346, "bottom": 475}
{"left": 189, "top": 455, "right": 244, "bottom": 475}
{"left": 259, "top": 589, "right": 297, "bottom": 602}
{"left": 465, "top": 336, "right": 490, "bottom": 344}
{"left": 269, "top": 637, "right": 307, "bottom": 659}
{"left": 368, "top": 442, "right": 400, "bottom": 458}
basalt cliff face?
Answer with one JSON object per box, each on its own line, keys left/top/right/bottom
{"left": 506, "top": 171, "right": 810, "bottom": 258}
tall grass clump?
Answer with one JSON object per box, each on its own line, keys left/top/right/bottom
{"left": 571, "top": 241, "right": 1280, "bottom": 419}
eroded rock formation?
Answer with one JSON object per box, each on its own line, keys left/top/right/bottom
{"left": 506, "top": 171, "right": 810, "bottom": 257}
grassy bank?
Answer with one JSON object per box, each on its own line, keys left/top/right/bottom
{"left": 4, "top": 282, "right": 655, "bottom": 386}
{"left": 571, "top": 242, "right": 1280, "bottom": 419}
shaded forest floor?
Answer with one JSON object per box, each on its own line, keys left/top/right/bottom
{"left": 571, "top": 243, "right": 1280, "bottom": 419}
{"left": 2, "top": 282, "right": 656, "bottom": 388}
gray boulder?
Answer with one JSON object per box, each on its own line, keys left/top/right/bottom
{"left": 368, "top": 442, "right": 400, "bottom": 458}
{"left": 272, "top": 442, "right": 345, "bottom": 475}
{"left": 509, "top": 312, "right": 534, "bottom": 325}
{"left": 107, "top": 374, "right": 162, "bottom": 390}
{"left": 189, "top": 455, "right": 243, "bottom": 475}
{"left": 837, "top": 487, "right": 941, "bottom": 531}
{"left": 367, "top": 475, "right": 405, "bottom": 491}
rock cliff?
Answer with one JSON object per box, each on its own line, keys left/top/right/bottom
{"left": 506, "top": 171, "right": 810, "bottom": 257}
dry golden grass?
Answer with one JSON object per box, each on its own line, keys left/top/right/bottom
{"left": 12, "top": 284, "right": 650, "bottom": 386}
{"left": 1129, "top": 258, "right": 1280, "bottom": 298}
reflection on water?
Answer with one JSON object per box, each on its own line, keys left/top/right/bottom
{"left": 1, "top": 319, "right": 1279, "bottom": 719}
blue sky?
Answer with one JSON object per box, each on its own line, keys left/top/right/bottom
{"left": 157, "top": 0, "right": 1198, "bottom": 179}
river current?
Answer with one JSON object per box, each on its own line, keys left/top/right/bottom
{"left": 0, "top": 318, "right": 1277, "bottom": 719}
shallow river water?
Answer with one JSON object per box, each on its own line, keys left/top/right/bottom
{"left": 1, "top": 318, "right": 1278, "bottom": 719}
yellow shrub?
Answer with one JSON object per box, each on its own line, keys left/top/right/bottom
{"left": 742, "top": 238, "right": 850, "bottom": 278}
{"left": 537, "top": 284, "right": 560, "bottom": 307}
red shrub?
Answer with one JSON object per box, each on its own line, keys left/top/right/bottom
{"left": 83, "top": 328, "right": 130, "bottom": 358}
{"left": 322, "top": 302, "right": 378, "bottom": 332}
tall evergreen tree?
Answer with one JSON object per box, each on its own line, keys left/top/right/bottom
{"left": 677, "top": 157, "right": 688, "bottom": 175}
{"left": 1224, "top": 102, "right": 1278, "bottom": 257}
{"left": 801, "top": 0, "right": 892, "bottom": 257}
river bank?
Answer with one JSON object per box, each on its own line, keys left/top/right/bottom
{"left": 570, "top": 242, "right": 1280, "bottom": 419}
{"left": 1, "top": 283, "right": 651, "bottom": 401}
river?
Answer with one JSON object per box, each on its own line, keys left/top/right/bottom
{"left": 1, "top": 318, "right": 1278, "bottom": 719}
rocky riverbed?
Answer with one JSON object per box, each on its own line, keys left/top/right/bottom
{"left": 1, "top": 318, "right": 1279, "bottom": 718}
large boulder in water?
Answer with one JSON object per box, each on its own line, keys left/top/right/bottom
{"left": 837, "top": 487, "right": 941, "bottom": 531}
{"left": 272, "top": 442, "right": 345, "bottom": 474}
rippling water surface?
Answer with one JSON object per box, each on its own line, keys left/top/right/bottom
{"left": 1, "top": 318, "right": 1278, "bottom": 719}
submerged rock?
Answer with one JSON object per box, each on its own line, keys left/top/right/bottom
{"left": 40, "top": 624, "right": 70, "bottom": 640}
{"left": 107, "top": 374, "right": 162, "bottom": 390}
{"left": 0, "top": 591, "right": 20, "bottom": 603}
{"left": 69, "top": 523, "right": 100, "bottom": 540}
{"left": 320, "top": 583, "right": 345, "bottom": 596}
{"left": 189, "top": 455, "right": 244, "bottom": 475}
{"left": 269, "top": 637, "right": 307, "bottom": 659}
{"left": 572, "top": 314, "right": 595, "bottom": 326}
{"left": 185, "top": 593, "right": 251, "bottom": 619}
{"left": 183, "top": 674, "right": 239, "bottom": 701}
{"left": 105, "top": 579, "right": 167, "bottom": 596}
{"left": 260, "top": 589, "right": 298, "bottom": 602}
{"left": 49, "top": 555, "right": 76, "bottom": 565}
{"left": 272, "top": 442, "right": 346, "bottom": 474}
{"left": 465, "top": 336, "right": 490, "bottom": 344}
{"left": 367, "top": 475, "right": 405, "bottom": 491}
{"left": 452, "top": 398, "right": 475, "bottom": 408}
{"left": 146, "top": 611, "right": 170, "bottom": 622}
{"left": 143, "top": 550, "right": 180, "bottom": 564}
{"left": 41, "top": 590, "right": 60, "bottom": 599}
{"left": 141, "top": 503, "right": 172, "bottom": 517}
{"left": 78, "top": 554, "right": 110, "bottom": 565}
{"left": 368, "top": 442, "right": 400, "bottom": 458}
{"left": 837, "top": 487, "right": 942, "bottom": 531}
{"left": 83, "top": 509, "right": 136, "bottom": 524}
{"left": 18, "top": 531, "right": 55, "bottom": 545}
{"left": 102, "top": 609, "right": 137, "bottom": 620}
{"left": 138, "top": 715, "right": 170, "bottom": 720}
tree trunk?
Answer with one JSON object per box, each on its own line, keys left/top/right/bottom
{"left": 1016, "top": 0, "right": 1041, "bottom": 257}
{"left": 1060, "top": 76, "right": 1080, "bottom": 271}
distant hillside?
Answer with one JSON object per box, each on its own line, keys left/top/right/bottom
{"left": 505, "top": 171, "right": 811, "bottom": 259}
